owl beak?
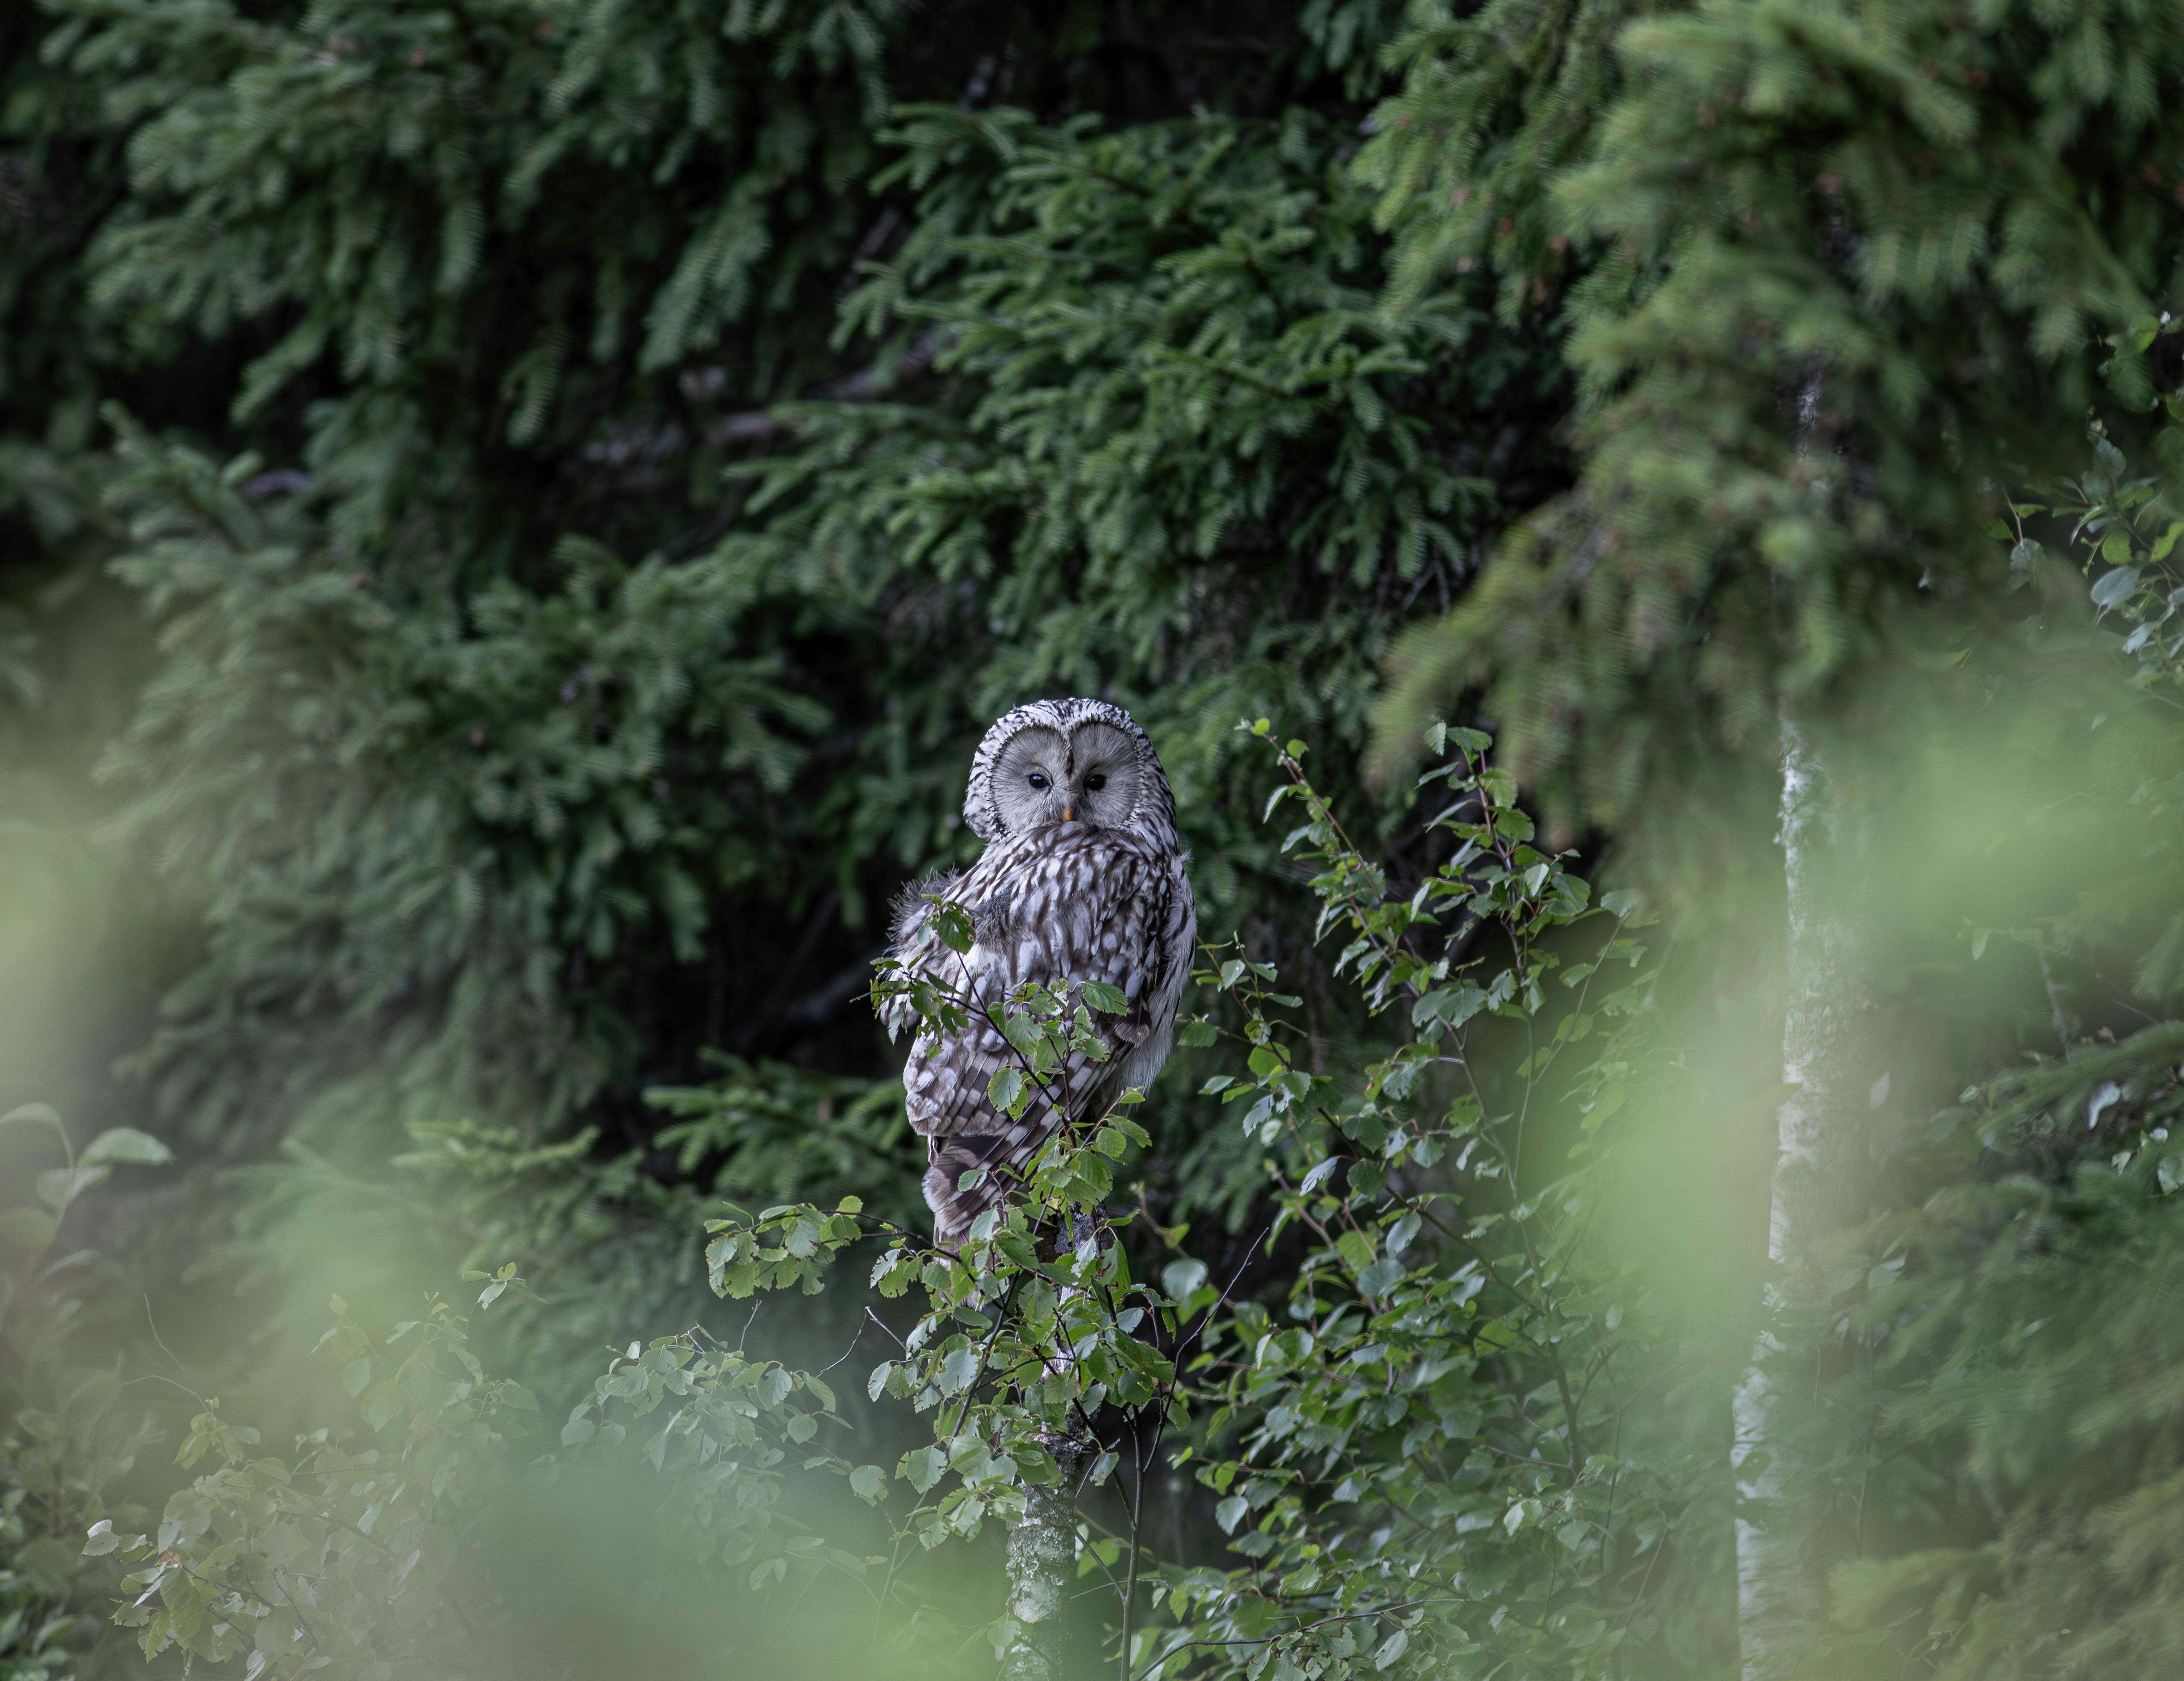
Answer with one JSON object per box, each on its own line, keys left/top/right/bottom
{"left": 1061, "top": 805, "right": 1075, "bottom": 823}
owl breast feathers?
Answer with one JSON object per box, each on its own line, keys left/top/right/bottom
{"left": 885, "top": 699, "right": 1195, "bottom": 1246}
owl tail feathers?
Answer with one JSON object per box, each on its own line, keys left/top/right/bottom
{"left": 924, "top": 1134, "right": 1015, "bottom": 1249}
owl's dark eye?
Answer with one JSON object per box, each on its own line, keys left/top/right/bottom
{"left": 1085, "top": 774, "right": 1107, "bottom": 791}
{"left": 1028, "top": 772, "right": 1050, "bottom": 791}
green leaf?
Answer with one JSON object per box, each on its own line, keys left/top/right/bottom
{"left": 929, "top": 899, "right": 975, "bottom": 954}
{"left": 937, "top": 1346, "right": 982, "bottom": 1395}
{"left": 1079, "top": 980, "right": 1128, "bottom": 1014}
{"left": 850, "top": 1464, "right": 886, "bottom": 1503}
{"left": 80, "top": 1127, "right": 174, "bottom": 1168}
{"left": 987, "top": 1065, "right": 1026, "bottom": 1114}
{"left": 2091, "top": 564, "right": 2141, "bottom": 612}
{"left": 999, "top": 1009, "right": 1044, "bottom": 1058}
{"left": 0, "top": 1102, "right": 67, "bottom": 1146}
{"left": 1412, "top": 982, "right": 1485, "bottom": 1032}
{"left": 901, "top": 1445, "right": 946, "bottom": 1494}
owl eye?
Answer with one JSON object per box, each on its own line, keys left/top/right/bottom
{"left": 1085, "top": 774, "right": 1107, "bottom": 791}
{"left": 1028, "top": 772, "right": 1050, "bottom": 790}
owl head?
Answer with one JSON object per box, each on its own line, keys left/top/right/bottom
{"left": 963, "top": 698, "right": 1177, "bottom": 843}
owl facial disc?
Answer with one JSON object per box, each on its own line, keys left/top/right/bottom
{"left": 963, "top": 698, "right": 1173, "bottom": 842}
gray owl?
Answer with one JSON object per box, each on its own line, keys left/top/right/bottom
{"left": 885, "top": 699, "right": 1196, "bottom": 1246}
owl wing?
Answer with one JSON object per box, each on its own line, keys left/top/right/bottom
{"left": 900, "top": 830, "right": 1173, "bottom": 1144}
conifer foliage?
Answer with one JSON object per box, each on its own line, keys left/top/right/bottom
{"left": 8, "top": 0, "right": 1568, "bottom": 1199}
{"left": 1369, "top": 0, "right": 2184, "bottom": 842}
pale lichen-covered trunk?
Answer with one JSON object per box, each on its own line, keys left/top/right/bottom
{"left": 1000, "top": 1443, "right": 1083, "bottom": 1681}
{"left": 1732, "top": 717, "right": 1863, "bottom": 1680}
{"left": 1001, "top": 1210, "right": 1097, "bottom": 1681}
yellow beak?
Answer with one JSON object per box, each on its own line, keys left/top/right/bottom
{"left": 1061, "top": 805, "right": 1075, "bottom": 823}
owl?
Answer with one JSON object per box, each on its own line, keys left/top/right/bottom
{"left": 885, "top": 699, "right": 1196, "bottom": 1247}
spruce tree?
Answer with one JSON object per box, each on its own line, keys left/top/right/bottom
{"left": 1368, "top": 0, "right": 2184, "bottom": 848}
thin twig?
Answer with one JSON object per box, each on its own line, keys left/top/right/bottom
{"left": 814, "top": 1319, "right": 867, "bottom": 1378}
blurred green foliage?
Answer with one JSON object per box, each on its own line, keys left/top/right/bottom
{"left": 69, "top": 730, "right": 1716, "bottom": 1680}
{"left": 0, "top": 1108, "right": 171, "bottom": 1681}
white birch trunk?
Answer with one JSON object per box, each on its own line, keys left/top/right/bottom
{"left": 1000, "top": 1442, "right": 1083, "bottom": 1681}
{"left": 1731, "top": 715, "right": 1862, "bottom": 1680}
{"left": 1000, "top": 1205, "right": 1097, "bottom": 1681}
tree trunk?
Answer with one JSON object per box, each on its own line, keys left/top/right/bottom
{"left": 1000, "top": 1441, "right": 1085, "bottom": 1681}
{"left": 1732, "top": 715, "right": 1864, "bottom": 1681}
